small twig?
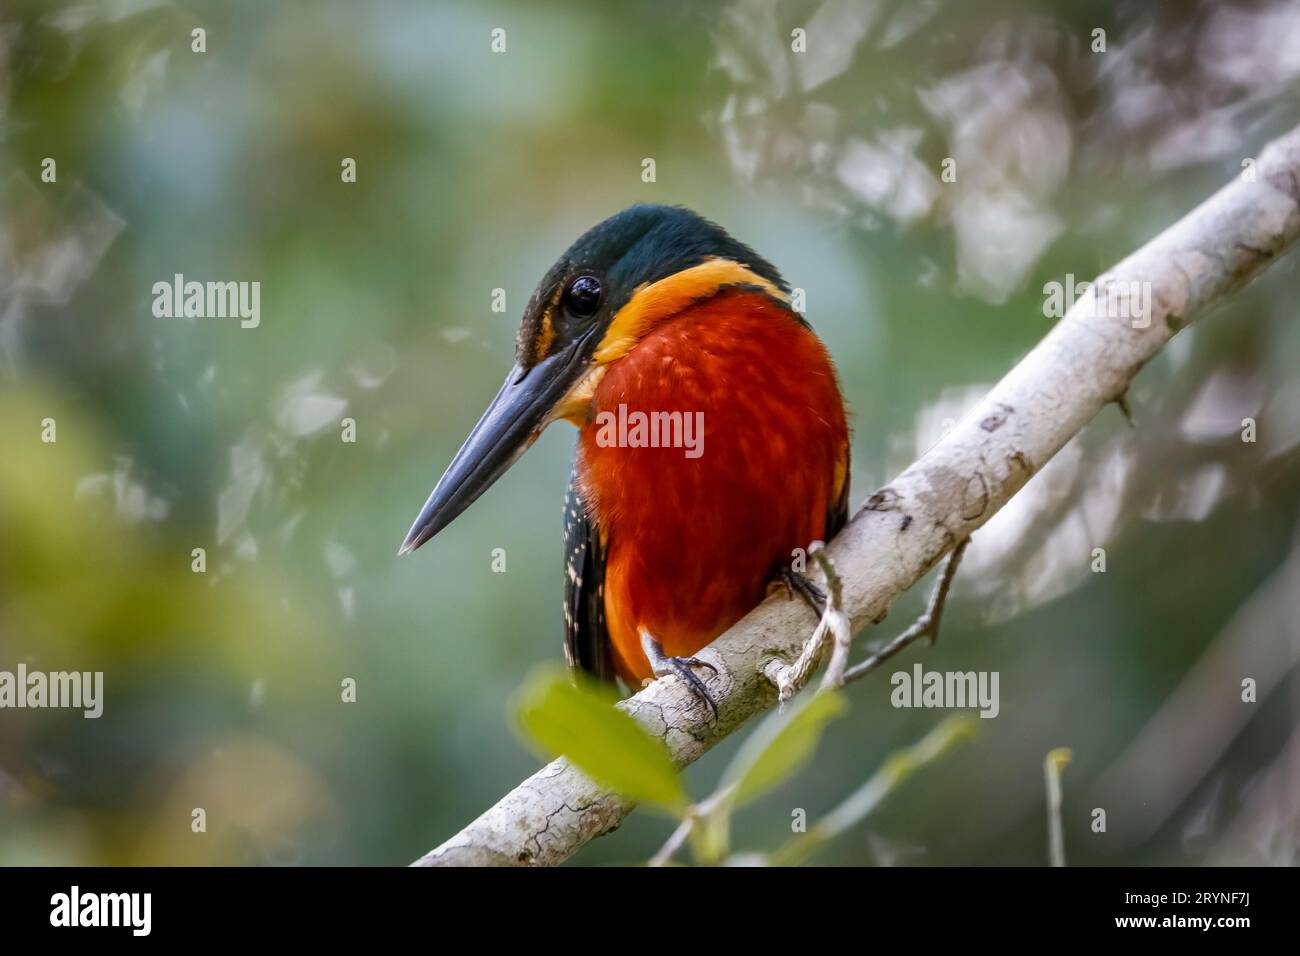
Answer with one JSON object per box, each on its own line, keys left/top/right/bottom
{"left": 770, "top": 542, "right": 830, "bottom": 702}
{"left": 647, "top": 815, "right": 694, "bottom": 868}
{"left": 771, "top": 541, "right": 855, "bottom": 701}
{"left": 1045, "top": 748, "right": 1073, "bottom": 867}
{"left": 773, "top": 613, "right": 828, "bottom": 702}
{"left": 647, "top": 784, "right": 735, "bottom": 867}
{"left": 842, "top": 537, "right": 969, "bottom": 685}
{"left": 813, "top": 545, "right": 854, "bottom": 690}
{"left": 1113, "top": 391, "right": 1136, "bottom": 427}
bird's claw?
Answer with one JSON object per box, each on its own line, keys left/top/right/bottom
{"left": 657, "top": 656, "right": 719, "bottom": 719}
{"left": 777, "top": 566, "right": 827, "bottom": 617}
{"left": 641, "top": 632, "right": 719, "bottom": 719}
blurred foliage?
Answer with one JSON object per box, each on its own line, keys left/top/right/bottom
{"left": 769, "top": 716, "right": 978, "bottom": 866}
{"left": 516, "top": 667, "right": 687, "bottom": 816}
{"left": 1, "top": 0, "right": 1298, "bottom": 865}
{"left": 722, "top": 689, "right": 847, "bottom": 812}
{"left": 685, "top": 690, "right": 852, "bottom": 865}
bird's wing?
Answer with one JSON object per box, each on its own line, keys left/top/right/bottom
{"left": 826, "top": 444, "right": 851, "bottom": 541}
{"left": 562, "top": 471, "right": 616, "bottom": 683}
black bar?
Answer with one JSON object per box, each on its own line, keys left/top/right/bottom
{"left": 0, "top": 865, "right": 1275, "bottom": 942}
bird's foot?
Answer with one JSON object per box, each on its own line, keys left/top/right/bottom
{"left": 775, "top": 565, "right": 827, "bottom": 617}
{"left": 641, "top": 631, "right": 719, "bottom": 720}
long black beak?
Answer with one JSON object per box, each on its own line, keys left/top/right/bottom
{"left": 398, "top": 340, "right": 590, "bottom": 555}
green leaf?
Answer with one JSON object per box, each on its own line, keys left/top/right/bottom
{"left": 515, "top": 666, "right": 689, "bottom": 816}
{"left": 721, "top": 690, "right": 848, "bottom": 809}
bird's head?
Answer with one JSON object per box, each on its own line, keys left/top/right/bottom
{"left": 399, "top": 204, "right": 789, "bottom": 555}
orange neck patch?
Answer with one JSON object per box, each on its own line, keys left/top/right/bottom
{"left": 593, "top": 258, "right": 789, "bottom": 364}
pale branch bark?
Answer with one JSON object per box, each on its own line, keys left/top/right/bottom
{"left": 413, "top": 124, "right": 1300, "bottom": 868}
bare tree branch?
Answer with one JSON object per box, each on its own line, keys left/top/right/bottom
{"left": 413, "top": 124, "right": 1300, "bottom": 867}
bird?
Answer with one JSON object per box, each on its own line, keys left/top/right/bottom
{"left": 399, "top": 204, "right": 850, "bottom": 716}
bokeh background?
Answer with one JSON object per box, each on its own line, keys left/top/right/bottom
{"left": 2, "top": 0, "right": 1299, "bottom": 866}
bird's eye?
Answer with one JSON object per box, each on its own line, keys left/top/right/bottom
{"left": 564, "top": 275, "right": 602, "bottom": 318}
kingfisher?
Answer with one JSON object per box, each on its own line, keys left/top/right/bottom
{"left": 399, "top": 205, "right": 850, "bottom": 715}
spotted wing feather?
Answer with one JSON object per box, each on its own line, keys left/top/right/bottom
{"left": 562, "top": 472, "right": 616, "bottom": 683}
